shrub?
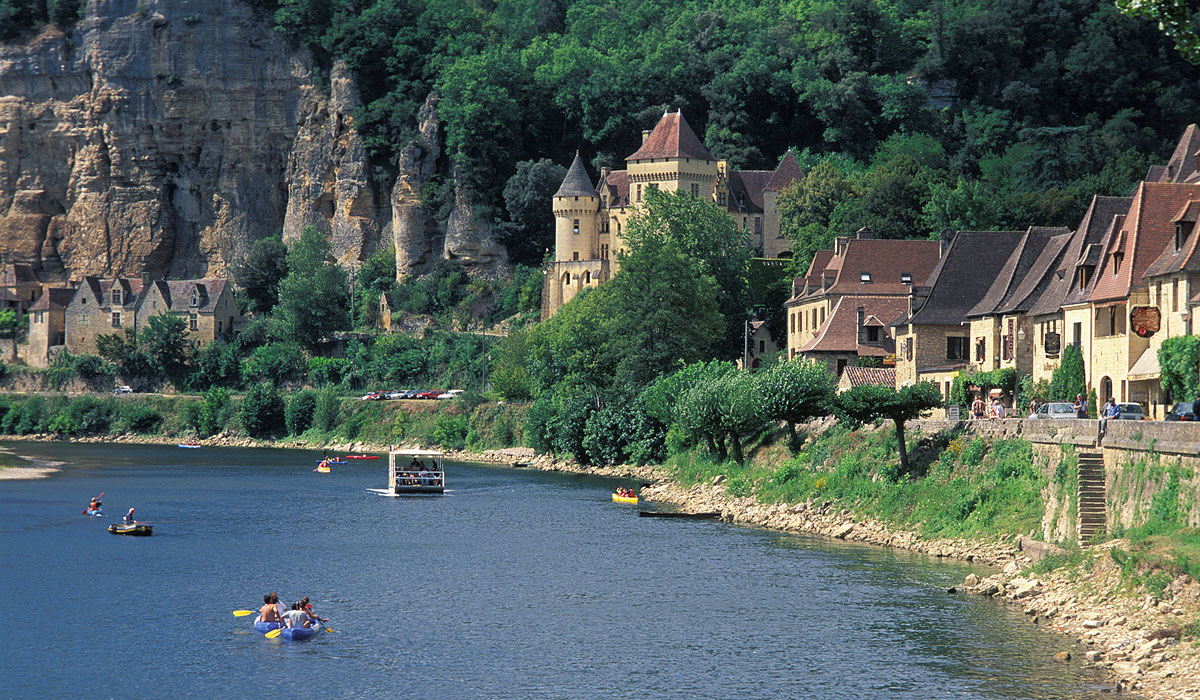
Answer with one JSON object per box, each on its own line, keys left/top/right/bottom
{"left": 240, "top": 382, "right": 285, "bottom": 438}
{"left": 243, "top": 342, "right": 304, "bottom": 384}
{"left": 114, "top": 403, "right": 162, "bottom": 434}
{"left": 197, "top": 387, "right": 232, "bottom": 437}
{"left": 432, "top": 414, "right": 469, "bottom": 450}
{"left": 312, "top": 386, "right": 340, "bottom": 432}
{"left": 285, "top": 389, "right": 317, "bottom": 435}
{"left": 307, "top": 357, "right": 349, "bottom": 387}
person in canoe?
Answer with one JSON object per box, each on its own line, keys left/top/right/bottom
{"left": 297, "top": 597, "right": 328, "bottom": 624}
{"left": 282, "top": 602, "right": 313, "bottom": 630}
{"left": 260, "top": 594, "right": 283, "bottom": 625}
{"left": 123, "top": 507, "right": 137, "bottom": 524}
{"left": 87, "top": 494, "right": 103, "bottom": 513}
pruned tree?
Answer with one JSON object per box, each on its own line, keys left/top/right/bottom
{"left": 837, "top": 382, "right": 943, "bottom": 473}
{"left": 757, "top": 359, "right": 837, "bottom": 443}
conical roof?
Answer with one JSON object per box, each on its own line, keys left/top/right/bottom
{"left": 626, "top": 110, "right": 716, "bottom": 162}
{"left": 553, "top": 152, "right": 598, "bottom": 198}
{"left": 765, "top": 149, "right": 804, "bottom": 191}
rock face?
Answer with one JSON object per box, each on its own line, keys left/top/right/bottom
{"left": 0, "top": 0, "right": 314, "bottom": 279}
{"left": 282, "top": 59, "right": 385, "bottom": 264}
{"left": 390, "top": 92, "right": 442, "bottom": 278}
{"left": 1, "top": 0, "right": 509, "bottom": 282}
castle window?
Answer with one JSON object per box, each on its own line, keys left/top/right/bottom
{"left": 112, "top": 312, "right": 121, "bottom": 328}
{"left": 718, "top": 192, "right": 726, "bottom": 206}
{"left": 189, "top": 313, "right": 198, "bottom": 331}
{"left": 636, "top": 184, "right": 642, "bottom": 202}
{"left": 754, "top": 217, "right": 762, "bottom": 235}
{"left": 573, "top": 219, "right": 580, "bottom": 235}
{"left": 584, "top": 271, "right": 591, "bottom": 284}
{"left": 691, "top": 183, "right": 699, "bottom": 197}
{"left": 572, "top": 252, "right": 579, "bottom": 261}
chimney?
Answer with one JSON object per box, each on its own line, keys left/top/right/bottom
{"left": 642, "top": 130, "right": 651, "bottom": 144}
{"left": 939, "top": 228, "right": 955, "bottom": 257}
{"left": 857, "top": 306, "right": 865, "bottom": 342}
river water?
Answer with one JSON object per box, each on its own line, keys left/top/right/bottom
{"left": 0, "top": 441, "right": 1119, "bottom": 699}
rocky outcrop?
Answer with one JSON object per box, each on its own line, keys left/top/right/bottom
{"left": 0, "top": 0, "right": 314, "bottom": 279}
{"left": 282, "top": 59, "right": 385, "bottom": 265}
{"left": 390, "top": 92, "right": 442, "bottom": 278}
{"left": 443, "top": 164, "right": 508, "bottom": 275}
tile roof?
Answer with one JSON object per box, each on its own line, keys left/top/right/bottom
{"left": 764, "top": 149, "right": 804, "bottom": 192}
{"left": 1, "top": 263, "right": 39, "bottom": 286}
{"left": 1028, "top": 195, "right": 1131, "bottom": 316}
{"left": 600, "top": 170, "right": 629, "bottom": 208}
{"left": 726, "top": 170, "right": 772, "bottom": 213}
{"left": 1162, "top": 124, "right": 1200, "bottom": 183}
{"left": 824, "top": 239, "right": 941, "bottom": 297}
{"left": 840, "top": 366, "right": 896, "bottom": 389}
{"left": 626, "top": 110, "right": 716, "bottom": 162}
{"left": 554, "top": 153, "right": 599, "bottom": 198}
{"left": 799, "top": 295, "right": 908, "bottom": 356}
{"left": 1145, "top": 199, "right": 1200, "bottom": 277}
{"left": 999, "top": 231, "right": 1071, "bottom": 316}
{"left": 1089, "top": 182, "right": 1200, "bottom": 303}
{"left": 153, "top": 279, "right": 230, "bottom": 313}
{"left": 903, "top": 231, "right": 1025, "bottom": 326}
{"left": 27, "top": 287, "right": 74, "bottom": 312}
{"left": 968, "top": 227, "right": 1069, "bottom": 317}
{"left": 787, "top": 250, "right": 836, "bottom": 302}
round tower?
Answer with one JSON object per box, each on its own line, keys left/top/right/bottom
{"left": 552, "top": 153, "right": 600, "bottom": 262}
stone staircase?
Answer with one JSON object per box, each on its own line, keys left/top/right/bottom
{"left": 1077, "top": 451, "right": 1107, "bottom": 546}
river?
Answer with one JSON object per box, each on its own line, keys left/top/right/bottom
{"left": 0, "top": 441, "right": 1120, "bottom": 699}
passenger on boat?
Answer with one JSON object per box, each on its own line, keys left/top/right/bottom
{"left": 123, "top": 507, "right": 136, "bottom": 524}
{"left": 260, "top": 594, "right": 282, "bottom": 624}
{"left": 282, "top": 602, "right": 312, "bottom": 629}
{"left": 297, "top": 596, "right": 328, "bottom": 623}
{"left": 269, "top": 591, "right": 287, "bottom": 619}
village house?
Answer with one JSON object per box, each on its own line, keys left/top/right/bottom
{"left": 784, "top": 233, "right": 940, "bottom": 377}
{"left": 892, "top": 230, "right": 1025, "bottom": 414}
{"left": 25, "top": 287, "right": 75, "bottom": 368}
{"left": 542, "top": 109, "right": 804, "bottom": 318}
{"left": 736, "top": 320, "right": 778, "bottom": 371}
{"left": 0, "top": 263, "right": 43, "bottom": 312}
{"left": 63, "top": 276, "right": 239, "bottom": 356}
{"left": 836, "top": 365, "right": 897, "bottom": 393}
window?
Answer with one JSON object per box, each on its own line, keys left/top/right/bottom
{"left": 1078, "top": 267, "right": 1090, "bottom": 291}
{"left": 190, "top": 291, "right": 198, "bottom": 307}
{"left": 836, "top": 359, "right": 846, "bottom": 376}
{"left": 111, "top": 312, "right": 121, "bottom": 328}
{"left": 860, "top": 272, "right": 872, "bottom": 283}
{"left": 866, "top": 327, "right": 879, "bottom": 342}
{"left": 691, "top": 183, "right": 699, "bottom": 197}
{"left": 975, "top": 338, "right": 985, "bottom": 362}
{"left": 189, "top": 314, "right": 198, "bottom": 331}
{"left": 601, "top": 244, "right": 608, "bottom": 259}
{"left": 759, "top": 340, "right": 765, "bottom": 353}
{"left": 1113, "top": 253, "right": 1123, "bottom": 276}
{"left": 572, "top": 219, "right": 580, "bottom": 235}
{"left": 111, "top": 288, "right": 121, "bottom": 305}
{"left": 1072, "top": 322, "right": 1082, "bottom": 347}
{"left": 820, "top": 308, "right": 825, "bottom": 324}
{"left": 904, "top": 337, "right": 913, "bottom": 361}
{"left": 790, "top": 313, "right": 795, "bottom": 333}
{"left": 36, "top": 311, "right": 43, "bottom": 323}
{"left": 584, "top": 271, "right": 591, "bottom": 284}
{"left": 218, "top": 320, "right": 223, "bottom": 333}
{"left": 900, "top": 272, "right": 912, "bottom": 284}
{"left": 946, "top": 336, "right": 966, "bottom": 360}
{"left": 636, "top": 184, "right": 642, "bottom": 201}
{"left": 1174, "top": 279, "right": 1181, "bottom": 312}
{"left": 754, "top": 217, "right": 762, "bottom": 235}
{"left": 572, "top": 252, "right": 579, "bottom": 261}
{"left": 717, "top": 192, "right": 726, "bottom": 206}
{"left": 1157, "top": 281, "right": 1163, "bottom": 306}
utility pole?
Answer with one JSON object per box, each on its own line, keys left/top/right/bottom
{"left": 743, "top": 318, "right": 750, "bottom": 371}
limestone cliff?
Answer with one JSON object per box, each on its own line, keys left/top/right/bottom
{"left": 0, "top": 0, "right": 508, "bottom": 282}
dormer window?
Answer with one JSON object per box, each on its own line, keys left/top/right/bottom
{"left": 1176, "top": 222, "right": 1193, "bottom": 252}
{"left": 190, "top": 291, "right": 199, "bottom": 307}
{"left": 860, "top": 272, "right": 872, "bottom": 283}
{"left": 900, "top": 272, "right": 912, "bottom": 284}
{"left": 1078, "top": 267, "right": 1091, "bottom": 291}
{"left": 111, "top": 288, "right": 121, "bottom": 305}
{"left": 1113, "top": 253, "right": 1124, "bottom": 276}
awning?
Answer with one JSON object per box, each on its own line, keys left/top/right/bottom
{"left": 988, "top": 388, "right": 1004, "bottom": 397}
{"left": 1127, "top": 348, "right": 1161, "bottom": 381}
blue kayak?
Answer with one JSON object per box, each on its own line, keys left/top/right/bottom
{"left": 253, "top": 616, "right": 319, "bottom": 641}
{"left": 83, "top": 508, "right": 103, "bottom": 517}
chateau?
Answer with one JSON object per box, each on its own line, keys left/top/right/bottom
{"left": 542, "top": 109, "right": 803, "bottom": 319}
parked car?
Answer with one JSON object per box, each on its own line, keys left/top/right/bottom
{"left": 113, "top": 385, "right": 133, "bottom": 395}
{"left": 385, "top": 391, "right": 408, "bottom": 400}
{"left": 359, "top": 392, "right": 385, "bottom": 401}
{"left": 402, "top": 390, "right": 423, "bottom": 399}
{"left": 436, "top": 390, "right": 465, "bottom": 400}
{"left": 1165, "top": 402, "right": 1198, "bottom": 421}
{"left": 1116, "top": 403, "right": 1146, "bottom": 420}
{"left": 1031, "top": 402, "right": 1077, "bottom": 419}
{"left": 416, "top": 390, "right": 445, "bottom": 400}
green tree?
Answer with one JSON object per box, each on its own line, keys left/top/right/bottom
{"left": 0, "top": 309, "right": 25, "bottom": 339}
{"left": 1116, "top": 0, "right": 1200, "bottom": 63}
{"left": 501, "top": 159, "right": 567, "bottom": 264}
{"left": 276, "top": 226, "right": 350, "bottom": 350}
{"left": 778, "top": 161, "right": 856, "bottom": 273}
{"left": 139, "top": 313, "right": 194, "bottom": 386}
{"left": 240, "top": 382, "right": 285, "bottom": 438}
{"left": 235, "top": 235, "right": 289, "bottom": 314}
{"left": 837, "top": 382, "right": 943, "bottom": 474}
{"left": 714, "top": 370, "right": 766, "bottom": 465}
{"left": 1049, "top": 344, "right": 1087, "bottom": 402}
{"left": 197, "top": 387, "right": 231, "bottom": 437}
{"left": 1158, "top": 334, "right": 1200, "bottom": 403}
{"left": 243, "top": 341, "right": 305, "bottom": 384}
{"left": 757, "top": 359, "right": 836, "bottom": 442}
{"left": 285, "top": 389, "right": 318, "bottom": 435}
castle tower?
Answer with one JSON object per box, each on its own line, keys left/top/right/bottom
{"left": 625, "top": 109, "right": 719, "bottom": 211}
{"left": 552, "top": 152, "right": 600, "bottom": 263}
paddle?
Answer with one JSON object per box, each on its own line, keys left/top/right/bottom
{"left": 232, "top": 610, "right": 257, "bottom": 617}
{"left": 265, "top": 626, "right": 283, "bottom": 639}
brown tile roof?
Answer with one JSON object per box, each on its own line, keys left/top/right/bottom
{"left": 155, "top": 279, "right": 230, "bottom": 313}
{"left": 968, "top": 227, "right": 1069, "bottom": 317}
{"left": 999, "top": 231, "right": 1071, "bottom": 316}
{"left": 626, "top": 110, "right": 716, "bottom": 162}
{"left": 764, "top": 149, "right": 804, "bottom": 192}
{"left": 27, "top": 288, "right": 74, "bottom": 312}
{"left": 1145, "top": 200, "right": 1200, "bottom": 277}
{"left": 1028, "top": 196, "right": 1132, "bottom": 316}
{"left": 787, "top": 250, "right": 836, "bottom": 303}
{"left": 1089, "top": 182, "right": 1200, "bottom": 303}
{"left": 91, "top": 277, "right": 145, "bottom": 308}
{"left": 903, "top": 231, "right": 1025, "bottom": 326}
{"left": 728, "top": 170, "right": 772, "bottom": 213}
{"left": 798, "top": 295, "right": 908, "bottom": 356}
{"left": 841, "top": 366, "right": 896, "bottom": 389}
{"left": 1163, "top": 124, "right": 1200, "bottom": 183}
{"left": 600, "top": 170, "right": 629, "bottom": 208}
{"left": 824, "top": 239, "right": 941, "bottom": 296}
{"left": 554, "top": 153, "right": 598, "bottom": 198}
{"left": 1, "top": 263, "right": 39, "bottom": 286}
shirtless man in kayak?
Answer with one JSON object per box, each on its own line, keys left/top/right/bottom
{"left": 260, "top": 594, "right": 283, "bottom": 624}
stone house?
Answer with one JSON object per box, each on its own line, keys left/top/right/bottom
{"left": 0, "top": 263, "right": 42, "bottom": 312}
{"left": 136, "top": 279, "right": 239, "bottom": 342}
{"left": 542, "top": 109, "right": 804, "bottom": 318}
{"left": 797, "top": 295, "right": 909, "bottom": 378}
{"left": 736, "top": 320, "right": 778, "bottom": 371}
{"left": 892, "top": 230, "right": 1025, "bottom": 414}
{"left": 25, "top": 288, "right": 75, "bottom": 367}
{"left": 785, "top": 234, "right": 941, "bottom": 368}
{"left": 65, "top": 277, "right": 145, "bottom": 355}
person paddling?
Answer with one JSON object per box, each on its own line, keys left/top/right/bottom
{"left": 259, "top": 594, "right": 282, "bottom": 624}
{"left": 88, "top": 495, "right": 102, "bottom": 512}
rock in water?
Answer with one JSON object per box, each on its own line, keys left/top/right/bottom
{"left": 1053, "top": 651, "right": 1071, "bottom": 662}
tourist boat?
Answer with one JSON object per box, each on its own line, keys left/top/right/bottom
{"left": 379, "top": 449, "right": 445, "bottom": 495}
{"left": 108, "top": 523, "right": 153, "bottom": 536}
{"left": 345, "top": 455, "right": 378, "bottom": 460}
{"left": 612, "top": 493, "right": 638, "bottom": 504}
{"left": 253, "top": 616, "right": 320, "bottom": 641}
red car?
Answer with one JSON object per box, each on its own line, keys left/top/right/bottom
{"left": 416, "top": 390, "right": 445, "bottom": 399}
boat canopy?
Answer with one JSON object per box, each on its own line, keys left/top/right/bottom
{"left": 390, "top": 449, "right": 446, "bottom": 458}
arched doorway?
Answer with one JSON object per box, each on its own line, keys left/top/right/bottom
{"left": 1100, "top": 376, "right": 1113, "bottom": 405}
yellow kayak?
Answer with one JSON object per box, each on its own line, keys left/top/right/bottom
{"left": 612, "top": 493, "right": 638, "bottom": 504}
